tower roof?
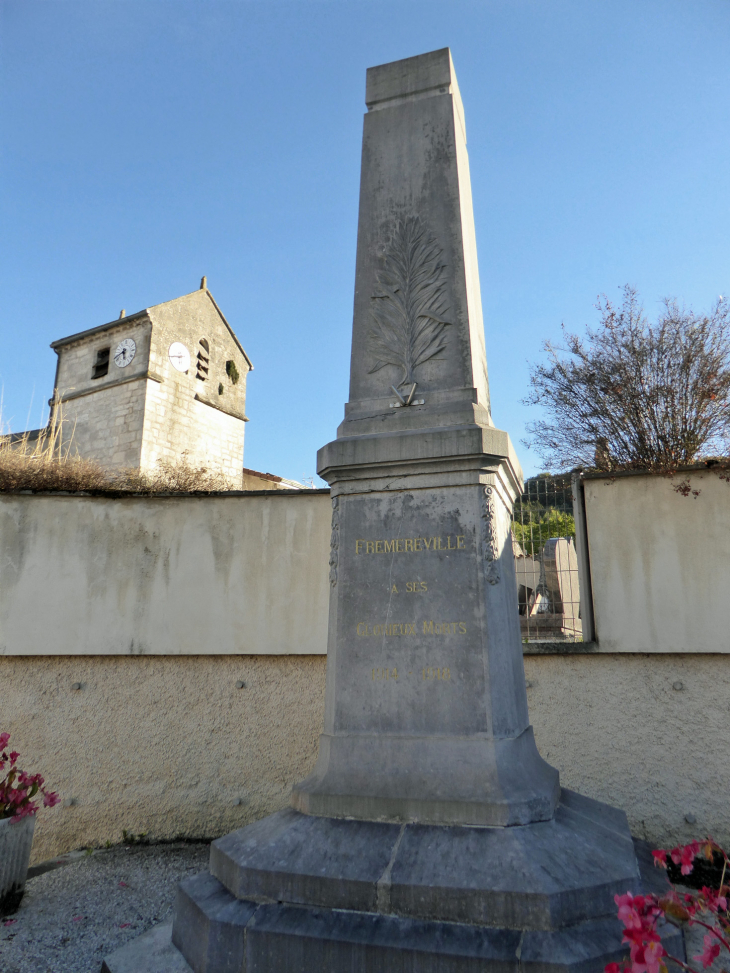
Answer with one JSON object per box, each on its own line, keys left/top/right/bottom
{"left": 50, "top": 287, "right": 253, "bottom": 369}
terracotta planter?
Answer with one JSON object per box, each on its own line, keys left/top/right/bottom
{"left": 0, "top": 814, "right": 36, "bottom": 915}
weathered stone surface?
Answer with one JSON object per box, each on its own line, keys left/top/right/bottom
{"left": 169, "top": 870, "right": 683, "bottom": 973}
{"left": 172, "top": 872, "right": 257, "bottom": 973}
{"left": 101, "top": 921, "right": 193, "bottom": 973}
{"left": 290, "top": 47, "right": 559, "bottom": 829}
{"left": 210, "top": 809, "right": 401, "bottom": 912}
{"left": 292, "top": 481, "right": 560, "bottom": 826}
{"left": 208, "top": 792, "right": 639, "bottom": 932}
{"left": 103, "top": 835, "right": 683, "bottom": 972}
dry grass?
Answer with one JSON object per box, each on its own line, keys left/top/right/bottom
{"left": 0, "top": 409, "right": 234, "bottom": 494}
{"left": 119, "top": 458, "right": 231, "bottom": 494}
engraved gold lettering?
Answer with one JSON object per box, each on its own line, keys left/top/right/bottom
{"left": 372, "top": 667, "right": 399, "bottom": 681}
{"left": 422, "top": 621, "right": 466, "bottom": 635}
{"left": 421, "top": 666, "right": 453, "bottom": 680}
{"left": 354, "top": 536, "right": 468, "bottom": 554}
{"left": 406, "top": 623, "right": 415, "bottom": 635}
{"left": 391, "top": 584, "right": 398, "bottom": 593}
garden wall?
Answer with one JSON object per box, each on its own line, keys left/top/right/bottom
{"left": 0, "top": 491, "right": 331, "bottom": 656}
{"left": 2, "top": 483, "right": 729, "bottom": 862}
{"left": 5, "top": 651, "right": 728, "bottom": 863}
{"left": 583, "top": 467, "right": 730, "bottom": 653}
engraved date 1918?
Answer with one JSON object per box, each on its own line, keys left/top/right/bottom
{"left": 371, "top": 667, "right": 452, "bottom": 681}
{"left": 423, "top": 667, "right": 451, "bottom": 680}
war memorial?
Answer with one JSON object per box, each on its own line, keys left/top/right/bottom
{"left": 103, "top": 48, "right": 683, "bottom": 973}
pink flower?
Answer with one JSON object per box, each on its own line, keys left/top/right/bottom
{"left": 701, "top": 887, "right": 728, "bottom": 913}
{"left": 652, "top": 849, "right": 668, "bottom": 868}
{"left": 3, "top": 919, "right": 16, "bottom": 927}
{"left": 642, "top": 939, "right": 668, "bottom": 973}
{"left": 43, "top": 791, "right": 60, "bottom": 808}
{"left": 0, "top": 733, "right": 10, "bottom": 751}
{"left": 694, "top": 933, "right": 722, "bottom": 969}
{"left": 8, "top": 752, "right": 18, "bottom": 766}
{"left": 670, "top": 842, "right": 700, "bottom": 876}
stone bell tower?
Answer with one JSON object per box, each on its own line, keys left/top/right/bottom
{"left": 49, "top": 280, "right": 252, "bottom": 485}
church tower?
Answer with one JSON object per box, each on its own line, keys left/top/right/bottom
{"left": 49, "top": 280, "right": 252, "bottom": 485}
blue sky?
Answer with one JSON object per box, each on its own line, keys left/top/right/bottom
{"left": 1, "top": 0, "right": 729, "bottom": 482}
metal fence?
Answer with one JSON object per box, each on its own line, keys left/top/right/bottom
{"left": 511, "top": 475, "right": 583, "bottom": 643}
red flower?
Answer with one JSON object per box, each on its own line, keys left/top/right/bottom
{"left": 652, "top": 850, "right": 668, "bottom": 868}
{"left": 0, "top": 733, "right": 10, "bottom": 751}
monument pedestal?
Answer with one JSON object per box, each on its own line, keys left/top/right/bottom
{"left": 101, "top": 791, "right": 682, "bottom": 973}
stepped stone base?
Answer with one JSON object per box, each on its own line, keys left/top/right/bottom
{"left": 101, "top": 790, "right": 685, "bottom": 973}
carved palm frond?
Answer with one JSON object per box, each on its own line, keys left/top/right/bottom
{"left": 368, "top": 217, "right": 451, "bottom": 387}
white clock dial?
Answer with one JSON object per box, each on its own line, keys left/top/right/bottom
{"left": 169, "top": 341, "right": 191, "bottom": 372}
{"left": 113, "top": 338, "right": 136, "bottom": 368}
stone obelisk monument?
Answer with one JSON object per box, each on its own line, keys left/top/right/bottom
{"left": 103, "top": 48, "right": 683, "bottom": 973}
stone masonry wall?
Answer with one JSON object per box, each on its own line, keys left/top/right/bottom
{"left": 143, "top": 290, "right": 250, "bottom": 483}
{"left": 140, "top": 376, "right": 244, "bottom": 481}
{"left": 54, "top": 317, "right": 153, "bottom": 396}
{"left": 47, "top": 291, "right": 250, "bottom": 479}
{"left": 53, "top": 317, "right": 153, "bottom": 468}
{"left": 57, "top": 379, "right": 148, "bottom": 469}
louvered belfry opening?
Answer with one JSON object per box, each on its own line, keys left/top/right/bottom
{"left": 91, "top": 347, "right": 110, "bottom": 379}
{"left": 196, "top": 338, "right": 209, "bottom": 381}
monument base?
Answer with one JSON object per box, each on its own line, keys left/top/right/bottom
{"left": 99, "top": 790, "right": 684, "bottom": 973}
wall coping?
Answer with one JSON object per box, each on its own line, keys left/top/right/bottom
{"left": 580, "top": 461, "right": 730, "bottom": 482}
{"left": 0, "top": 488, "right": 331, "bottom": 500}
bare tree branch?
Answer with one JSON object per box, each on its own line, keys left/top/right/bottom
{"left": 523, "top": 286, "right": 730, "bottom": 471}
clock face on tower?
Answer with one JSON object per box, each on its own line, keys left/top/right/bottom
{"left": 168, "top": 341, "right": 191, "bottom": 372}
{"left": 114, "top": 338, "right": 136, "bottom": 368}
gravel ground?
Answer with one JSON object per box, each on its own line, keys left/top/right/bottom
{"left": 0, "top": 841, "right": 209, "bottom": 973}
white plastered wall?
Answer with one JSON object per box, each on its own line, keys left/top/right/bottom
{"left": 584, "top": 470, "right": 730, "bottom": 653}
{"left": 0, "top": 492, "right": 330, "bottom": 656}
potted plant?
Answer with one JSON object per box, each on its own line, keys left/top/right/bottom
{"left": 0, "top": 732, "right": 59, "bottom": 916}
